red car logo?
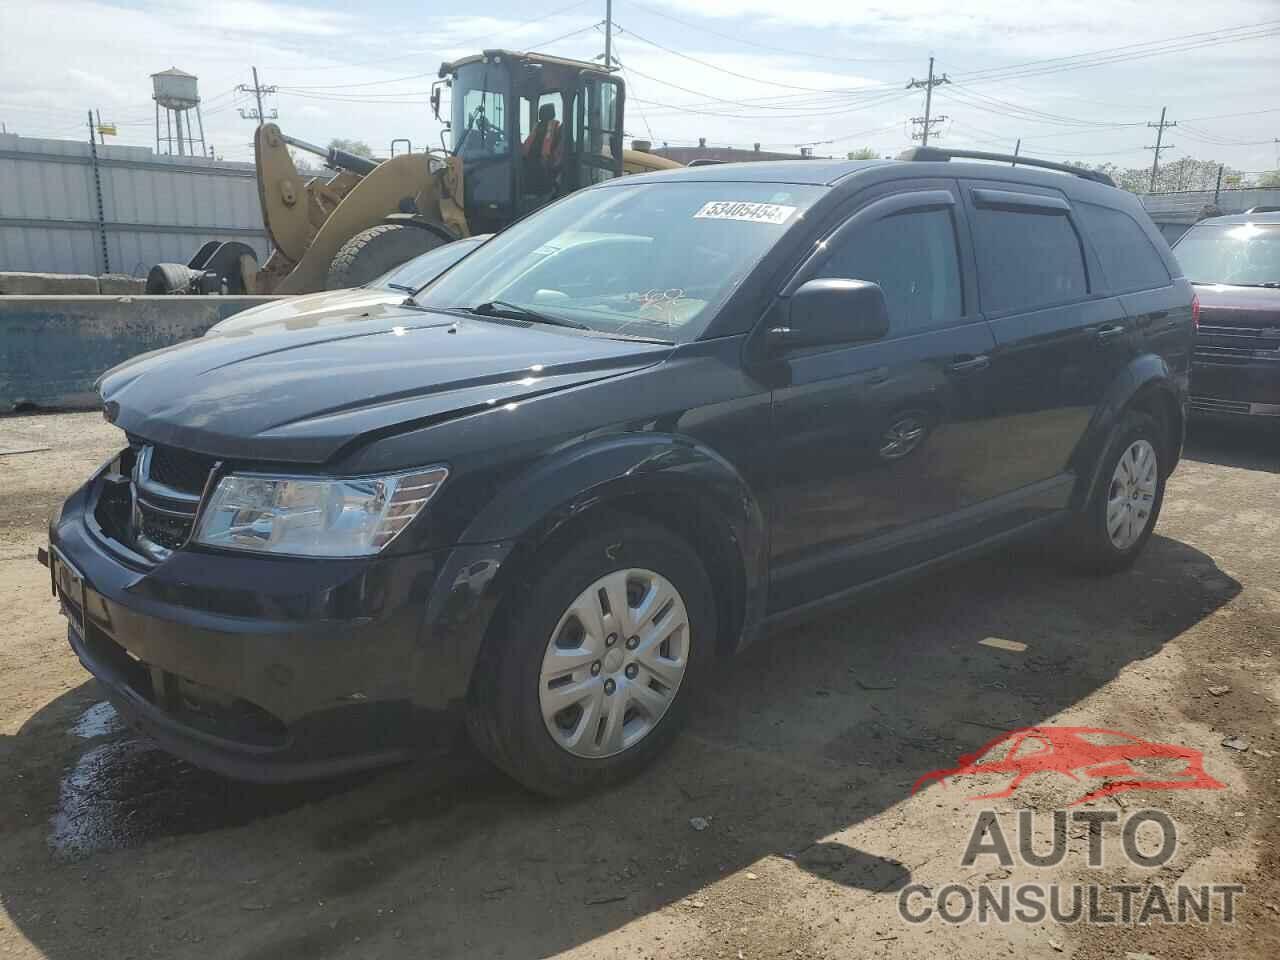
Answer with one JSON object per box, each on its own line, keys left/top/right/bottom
{"left": 912, "top": 726, "right": 1225, "bottom": 806}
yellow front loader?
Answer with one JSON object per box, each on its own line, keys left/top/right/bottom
{"left": 145, "top": 50, "right": 682, "bottom": 297}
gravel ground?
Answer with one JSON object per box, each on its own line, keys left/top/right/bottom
{"left": 0, "top": 412, "right": 1276, "bottom": 960}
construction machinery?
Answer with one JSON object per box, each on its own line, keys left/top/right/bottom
{"left": 146, "top": 50, "right": 682, "bottom": 296}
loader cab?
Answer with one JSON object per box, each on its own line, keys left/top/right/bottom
{"left": 437, "top": 50, "right": 625, "bottom": 233}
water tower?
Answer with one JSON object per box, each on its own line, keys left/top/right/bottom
{"left": 152, "top": 67, "right": 206, "bottom": 158}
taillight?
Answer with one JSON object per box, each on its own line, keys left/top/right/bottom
{"left": 1191, "top": 293, "right": 1200, "bottom": 331}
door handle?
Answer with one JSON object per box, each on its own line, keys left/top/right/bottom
{"left": 946, "top": 354, "right": 990, "bottom": 374}
{"left": 1095, "top": 324, "right": 1126, "bottom": 343}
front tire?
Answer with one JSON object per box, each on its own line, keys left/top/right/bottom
{"left": 1066, "top": 410, "right": 1166, "bottom": 574}
{"left": 466, "top": 520, "right": 715, "bottom": 797}
{"left": 326, "top": 224, "right": 445, "bottom": 290}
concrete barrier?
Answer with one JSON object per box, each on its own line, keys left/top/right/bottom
{"left": 0, "top": 272, "right": 149, "bottom": 295}
{"left": 0, "top": 295, "right": 282, "bottom": 410}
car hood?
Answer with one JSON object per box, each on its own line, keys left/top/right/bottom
{"left": 100, "top": 306, "right": 673, "bottom": 464}
{"left": 203, "top": 287, "right": 405, "bottom": 338}
{"left": 1194, "top": 282, "right": 1280, "bottom": 329}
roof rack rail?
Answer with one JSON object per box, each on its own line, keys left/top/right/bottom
{"left": 896, "top": 147, "right": 1116, "bottom": 187}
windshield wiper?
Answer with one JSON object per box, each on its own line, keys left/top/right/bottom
{"left": 386, "top": 282, "right": 417, "bottom": 293}
{"left": 470, "top": 300, "right": 589, "bottom": 330}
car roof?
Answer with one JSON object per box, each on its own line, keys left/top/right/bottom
{"left": 608, "top": 157, "right": 1131, "bottom": 196}
{"left": 618, "top": 159, "right": 894, "bottom": 186}
{"left": 1190, "top": 211, "right": 1280, "bottom": 226}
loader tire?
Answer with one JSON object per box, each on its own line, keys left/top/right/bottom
{"left": 325, "top": 224, "right": 446, "bottom": 291}
{"left": 145, "top": 262, "right": 196, "bottom": 295}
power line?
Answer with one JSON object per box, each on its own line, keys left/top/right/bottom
{"left": 613, "top": 22, "right": 874, "bottom": 94}
{"left": 268, "top": 0, "right": 599, "bottom": 75}
{"left": 950, "top": 18, "right": 1280, "bottom": 84}
{"left": 623, "top": 0, "right": 921, "bottom": 63}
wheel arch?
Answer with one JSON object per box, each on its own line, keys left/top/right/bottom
{"left": 1072, "top": 353, "right": 1185, "bottom": 510}
{"left": 447, "top": 434, "right": 768, "bottom": 706}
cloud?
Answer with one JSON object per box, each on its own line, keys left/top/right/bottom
{"left": 1, "top": 0, "right": 1275, "bottom": 172}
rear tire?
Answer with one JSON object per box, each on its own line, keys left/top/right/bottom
{"left": 326, "top": 224, "right": 445, "bottom": 290}
{"left": 466, "top": 519, "right": 716, "bottom": 797}
{"left": 1064, "top": 410, "right": 1166, "bottom": 575}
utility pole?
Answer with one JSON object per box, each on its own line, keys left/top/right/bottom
{"left": 604, "top": 0, "right": 612, "bottom": 69}
{"left": 1146, "top": 107, "right": 1176, "bottom": 192}
{"left": 237, "top": 67, "right": 278, "bottom": 126}
{"left": 1012, "top": 138, "right": 1021, "bottom": 166}
{"left": 906, "top": 57, "right": 949, "bottom": 146}
{"left": 86, "top": 110, "right": 110, "bottom": 274}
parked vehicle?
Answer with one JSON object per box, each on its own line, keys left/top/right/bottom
{"left": 44, "top": 148, "right": 1193, "bottom": 796}
{"left": 1171, "top": 211, "right": 1280, "bottom": 420}
{"left": 203, "top": 235, "right": 491, "bottom": 339}
{"left": 146, "top": 51, "right": 683, "bottom": 297}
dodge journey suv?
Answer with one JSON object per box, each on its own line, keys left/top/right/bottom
{"left": 44, "top": 148, "right": 1193, "bottom": 796}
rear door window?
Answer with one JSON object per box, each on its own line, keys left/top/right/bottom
{"left": 1076, "top": 202, "right": 1171, "bottom": 292}
{"left": 971, "top": 199, "right": 1088, "bottom": 314}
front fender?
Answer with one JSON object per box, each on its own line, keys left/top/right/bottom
{"left": 1070, "top": 353, "right": 1186, "bottom": 510}
{"left": 422, "top": 434, "right": 769, "bottom": 706}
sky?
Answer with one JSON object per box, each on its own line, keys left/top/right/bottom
{"left": 2, "top": 0, "right": 1278, "bottom": 175}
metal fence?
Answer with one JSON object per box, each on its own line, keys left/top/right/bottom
{"left": 0, "top": 133, "right": 268, "bottom": 277}
{"left": 1141, "top": 187, "right": 1280, "bottom": 244}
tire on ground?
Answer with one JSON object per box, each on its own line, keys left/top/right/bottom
{"left": 325, "top": 224, "right": 445, "bottom": 291}
{"left": 466, "top": 518, "right": 717, "bottom": 798}
{"left": 145, "top": 262, "right": 195, "bottom": 295}
{"left": 1064, "top": 409, "right": 1167, "bottom": 575}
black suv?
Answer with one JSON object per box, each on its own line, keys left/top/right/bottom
{"left": 1171, "top": 210, "right": 1280, "bottom": 419}
{"left": 45, "top": 148, "right": 1193, "bottom": 796}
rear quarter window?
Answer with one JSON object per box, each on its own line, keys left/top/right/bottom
{"left": 1076, "top": 202, "right": 1171, "bottom": 292}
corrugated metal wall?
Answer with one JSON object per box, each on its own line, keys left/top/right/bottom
{"left": 1141, "top": 188, "right": 1280, "bottom": 244}
{"left": 0, "top": 133, "right": 268, "bottom": 276}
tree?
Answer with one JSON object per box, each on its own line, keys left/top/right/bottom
{"left": 289, "top": 149, "right": 321, "bottom": 174}
{"left": 328, "top": 138, "right": 373, "bottom": 158}
{"left": 847, "top": 147, "right": 880, "bottom": 160}
{"left": 1070, "top": 157, "right": 1248, "bottom": 195}
{"left": 1260, "top": 170, "right": 1280, "bottom": 188}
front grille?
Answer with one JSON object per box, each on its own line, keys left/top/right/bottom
{"left": 1194, "top": 324, "right": 1280, "bottom": 364}
{"left": 93, "top": 443, "right": 207, "bottom": 563}
{"left": 147, "top": 444, "right": 216, "bottom": 495}
{"left": 139, "top": 507, "right": 193, "bottom": 551}
{"left": 1190, "top": 395, "right": 1251, "bottom": 415}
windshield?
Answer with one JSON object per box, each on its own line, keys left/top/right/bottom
{"left": 451, "top": 61, "right": 510, "bottom": 160}
{"left": 414, "top": 181, "right": 825, "bottom": 342}
{"left": 1173, "top": 222, "right": 1280, "bottom": 285}
{"left": 371, "top": 236, "right": 488, "bottom": 290}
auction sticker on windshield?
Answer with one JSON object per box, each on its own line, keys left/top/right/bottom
{"left": 694, "top": 201, "right": 797, "bottom": 224}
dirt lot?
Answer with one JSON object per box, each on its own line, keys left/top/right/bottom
{"left": 1, "top": 412, "right": 1277, "bottom": 960}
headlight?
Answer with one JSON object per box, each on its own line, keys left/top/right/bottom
{"left": 193, "top": 466, "right": 448, "bottom": 557}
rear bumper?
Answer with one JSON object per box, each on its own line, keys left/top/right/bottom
{"left": 47, "top": 473, "right": 511, "bottom": 783}
{"left": 1191, "top": 358, "right": 1280, "bottom": 416}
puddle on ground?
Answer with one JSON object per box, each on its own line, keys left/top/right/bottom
{"left": 69, "top": 701, "right": 125, "bottom": 739}
{"left": 47, "top": 737, "right": 372, "bottom": 862}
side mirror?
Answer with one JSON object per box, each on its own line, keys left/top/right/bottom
{"left": 770, "top": 278, "right": 890, "bottom": 352}
{"left": 430, "top": 80, "right": 446, "bottom": 122}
